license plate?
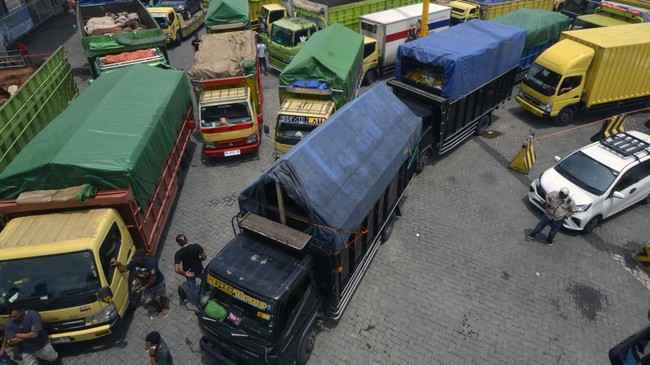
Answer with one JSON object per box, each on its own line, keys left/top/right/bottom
{"left": 224, "top": 150, "right": 241, "bottom": 157}
{"left": 52, "top": 337, "right": 72, "bottom": 344}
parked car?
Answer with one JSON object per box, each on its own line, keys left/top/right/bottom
{"left": 528, "top": 131, "right": 650, "bottom": 233}
{"left": 160, "top": 0, "right": 202, "bottom": 20}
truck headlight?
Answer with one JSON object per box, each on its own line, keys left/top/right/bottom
{"left": 90, "top": 302, "right": 118, "bottom": 324}
{"left": 247, "top": 133, "right": 258, "bottom": 144}
{"left": 575, "top": 203, "right": 592, "bottom": 212}
{"left": 166, "top": 33, "right": 172, "bottom": 39}
{"left": 283, "top": 56, "right": 294, "bottom": 64}
{"left": 540, "top": 103, "right": 552, "bottom": 113}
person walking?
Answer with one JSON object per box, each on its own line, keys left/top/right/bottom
{"left": 191, "top": 34, "right": 201, "bottom": 53}
{"left": 174, "top": 233, "right": 207, "bottom": 305}
{"left": 110, "top": 248, "right": 170, "bottom": 318}
{"left": 256, "top": 38, "right": 268, "bottom": 75}
{"left": 527, "top": 187, "right": 576, "bottom": 246}
{"left": 4, "top": 303, "right": 58, "bottom": 365}
{"left": 144, "top": 331, "right": 174, "bottom": 365}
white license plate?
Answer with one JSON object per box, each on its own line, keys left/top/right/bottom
{"left": 224, "top": 150, "right": 241, "bottom": 157}
{"left": 52, "top": 337, "right": 72, "bottom": 344}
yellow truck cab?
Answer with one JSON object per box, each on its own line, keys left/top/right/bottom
{"left": 450, "top": 0, "right": 480, "bottom": 23}
{"left": 148, "top": 7, "right": 205, "bottom": 45}
{"left": 362, "top": 36, "right": 379, "bottom": 85}
{"left": 0, "top": 209, "right": 136, "bottom": 344}
{"left": 258, "top": 3, "right": 287, "bottom": 34}
{"left": 274, "top": 98, "right": 335, "bottom": 154}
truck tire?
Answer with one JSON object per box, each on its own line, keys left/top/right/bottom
{"left": 296, "top": 326, "right": 316, "bottom": 365}
{"left": 363, "top": 69, "right": 377, "bottom": 86}
{"left": 583, "top": 215, "right": 601, "bottom": 234}
{"left": 554, "top": 107, "right": 575, "bottom": 126}
{"left": 474, "top": 115, "right": 490, "bottom": 136}
{"left": 381, "top": 213, "right": 395, "bottom": 243}
{"left": 416, "top": 149, "right": 429, "bottom": 174}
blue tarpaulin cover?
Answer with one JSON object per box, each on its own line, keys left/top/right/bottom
{"left": 238, "top": 83, "right": 422, "bottom": 253}
{"left": 396, "top": 19, "right": 525, "bottom": 102}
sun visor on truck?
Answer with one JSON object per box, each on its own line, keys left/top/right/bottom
{"left": 238, "top": 83, "right": 421, "bottom": 253}
{"left": 395, "top": 19, "right": 526, "bottom": 102}
{"left": 0, "top": 65, "right": 191, "bottom": 209}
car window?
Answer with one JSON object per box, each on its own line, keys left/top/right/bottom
{"left": 613, "top": 169, "right": 639, "bottom": 192}
{"left": 558, "top": 76, "right": 582, "bottom": 95}
{"left": 555, "top": 151, "right": 616, "bottom": 195}
{"left": 638, "top": 160, "right": 650, "bottom": 180}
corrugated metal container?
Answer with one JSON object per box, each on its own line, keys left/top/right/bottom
{"left": 561, "top": 23, "right": 650, "bottom": 107}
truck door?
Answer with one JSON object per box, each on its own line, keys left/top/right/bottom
{"left": 279, "top": 275, "right": 319, "bottom": 364}
{"left": 97, "top": 222, "right": 132, "bottom": 315}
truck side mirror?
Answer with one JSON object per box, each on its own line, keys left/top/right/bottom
{"left": 553, "top": 156, "right": 561, "bottom": 162}
{"left": 263, "top": 125, "right": 270, "bottom": 135}
{"left": 97, "top": 286, "right": 113, "bottom": 303}
{"left": 186, "top": 120, "right": 196, "bottom": 130}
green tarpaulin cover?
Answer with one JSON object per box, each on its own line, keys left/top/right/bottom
{"left": 0, "top": 65, "right": 191, "bottom": 209}
{"left": 278, "top": 23, "right": 363, "bottom": 108}
{"left": 491, "top": 9, "right": 570, "bottom": 50}
{"left": 205, "top": 0, "right": 250, "bottom": 28}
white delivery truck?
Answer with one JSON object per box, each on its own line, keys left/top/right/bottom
{"left": 360, "top": 3, "right": 451, "bottom": 84}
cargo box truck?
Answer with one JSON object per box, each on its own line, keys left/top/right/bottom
{"left": 0, "top": 65, "right": 193, "bottom": 343}
{"left": 77, "top": 0, "right": 170, "bottom": 78}
{"left": 516, "top": 23, "right": 650, "bottom": 125}
{"left": 197, "top": 82, "right": 421, "bottom": 365}
{"left": 449, "top": 0, "right": 555, "bottom": 24}
{"left": 360, "top": 3, "right": 451, "bottom": 83}
{"left": 390, "top": 19, "right": 525, "bottom": 165}
{"left": 490, "top": 9, "right": 570, "bottom": 80}
{"left": 269, "top": 23, "right": 364, "bottom": 158}
{"left": 188, "top": 30, "right": 264, "bottom": 158}
{"left": 0, "top": 47, "right": 78, "bottom": 171}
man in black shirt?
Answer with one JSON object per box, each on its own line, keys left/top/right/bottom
{"left": 5, "top": 303, "right": 58, "bottom": 365}
{"left": 174, "top": 233, "right": 207, "bottom": 305}
{"left": 191, "top": 34, "right": 201, "bottom": 53}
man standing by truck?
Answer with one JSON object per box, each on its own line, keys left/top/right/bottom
{"left": 174, "top": 233, "right": 207, "bottom": 305}
{"left": 5, "top": 303, "right": 58, "bottom": 365}
{"left": 110, "top": 249, "right": 170, "bottom": 318}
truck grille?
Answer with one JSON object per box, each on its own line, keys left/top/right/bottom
{"left": 44, "top": 319, "right": 87, "bottom": 333}
{"left": 214, "top": 138, "right": 249, "bottom": 149}
{"left": 520, "top": 92, "right": 541, "bottom": 108}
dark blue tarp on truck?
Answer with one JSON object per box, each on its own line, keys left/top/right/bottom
{"left": 395, "top": 19, "right": 525, "bottom": 102}
{"left": 238, "top": 83, "right": 421, "bottom": 252}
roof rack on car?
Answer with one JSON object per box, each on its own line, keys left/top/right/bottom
{"left": 600, "top": 132, "right": 650, "bottom": 161}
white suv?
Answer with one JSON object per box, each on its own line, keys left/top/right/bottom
{"left": 528, "top": 131, "right": 650, "bottom": 233}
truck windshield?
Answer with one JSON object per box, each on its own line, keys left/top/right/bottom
{"left": 522, "top": 64, "right": 562, "bottom": 97}
{"left": 201, "top": 275, "right": 274, "bottom": 344}
{"left": 276, "top": 116, "right": 318, "bottom": 141}
{"left": 152, "top": 14, "right": 169, "bottom": 28}
{"left": 201, "top": 103, "right": 252, "bottom": 128}
{"left": 554, "top": 151, "right": 617, "bottom": 196}
{"left": 272, "top": 26, "right": 295, "bottom": 47}
{"left": 0, "top": 251, "right": 101, "bottom": 314}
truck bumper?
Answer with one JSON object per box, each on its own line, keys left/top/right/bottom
{"left": 203, "top": 142, "right": 260, "bottom": 157}
{"left": 515, "top": 95, "right": 549, "bottom": 118}
{"left": 50, "top": 315, "right": 122, "bottom": 344}
{"left": 199, "top": 336, "right": 243, "bottom": 365}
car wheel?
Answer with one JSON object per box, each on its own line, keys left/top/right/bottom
{"left": 554, "top": 107, "right": 575, "bottom": 126}
{"left": 475, "top": 115, "right": 490, "bottom": 136}
{"left": 296, "top": 326, "right": 316, "bottom": 365}
{"left": 363, "top": 69, "right": 376, "bottom": 86}
{"left": 381, "top": 213, "right": 395, "bottom": 243}
{"left": 583, "top": 215, "right": 601, "bottom": 234}
{"left": 416, "top": 149, "right": 429, "bottom": 173}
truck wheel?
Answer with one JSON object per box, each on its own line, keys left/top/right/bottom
{"left": 474, "top": 115, "right": 490, "bottom": 136}
{"left": 416, "top": 149, "right": 429, "bottom": 173}
{"left": 363, "top": 69, "right": 377, "bottom": 86}
{"left": 296, "top": 327, "right": 316, "bottom": 365}
{"left": 127, "top": 271, "right": 142, "bottom": 313}
{"left": 554, "top": 107, "right": 575, "bottom": 126}
{"left": 381, "top": 213, "right": 395, "bottom": 243}
{"left": 583, "top": 215, "right": 601, "bottom": 234}
{"left": 174, "top": 33, "right": 182, "bottom": 47}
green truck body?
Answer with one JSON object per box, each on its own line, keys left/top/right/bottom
{"left": 77, "top": 0, "right": 170, "bottom": 78}
{"left": 205, "top": 0, "right": 250, "bottom": 32}
{"left": 0, "top": 47, "right": 78, "bottom": 171}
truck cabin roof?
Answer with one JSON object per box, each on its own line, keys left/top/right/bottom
{"left": 206, "top": 231, "right": 312, "bottom": 301}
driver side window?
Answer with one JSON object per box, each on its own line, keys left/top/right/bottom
{"left": 280, "top": 276, "right": 311, "bottom": 337}
{"left": 614, "top": 167, "right": 640, "bottom": 192}
{"left": 558, "top": 76, "right": 581, "bottom": 95}
{"left": 99, "top": 223, "right": 122, "bottom": 284}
